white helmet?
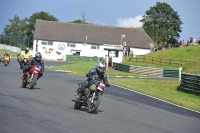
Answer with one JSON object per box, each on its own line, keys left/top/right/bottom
{"left": 97, "top": 61, "right": 106, "bottom": 73}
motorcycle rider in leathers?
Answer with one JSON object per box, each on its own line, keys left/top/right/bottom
{"left": 22, "top": 52, "right": 44, "bottom": 83}
{"left": 3, "top": 52, "right": 11, "bottom": 63}
{"left": 76, "top": 61, "right": 110, "bottom": 100}
{"left": 20, "top": 47, "right": 32, "bottom": 69}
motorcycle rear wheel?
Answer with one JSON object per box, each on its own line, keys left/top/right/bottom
{"left": 87, "top": 94, "right": 101, "bottom": 113}
{"left": 22, "top": 81, "right": 27, "bottom": 88}
{"left": 74, "top": 101, "right": 83, "bottom": 109}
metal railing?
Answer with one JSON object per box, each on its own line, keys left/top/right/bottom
{"left": 180, "top": 73, "right": 200, "bottom": 93}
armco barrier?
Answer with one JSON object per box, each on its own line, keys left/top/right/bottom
{"left": 113, "top": 62, "right": 180, "bottom": 78}
{"left": 163, "top": 69, "right": 179, "bottom": 78}
{"left": 180, "top": 73, "right": 200, "bottom": 93}
{"left": 113, "top": 63, "right": 130, "bottom": 72}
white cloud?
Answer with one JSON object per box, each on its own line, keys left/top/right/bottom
{"left": 116, "top": 15, "right": 143, "bottom": 28}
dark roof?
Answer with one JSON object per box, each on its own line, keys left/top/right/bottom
{"left": 34, "top": 20, "right": 154, "bottom": 49}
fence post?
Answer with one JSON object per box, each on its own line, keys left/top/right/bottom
{"left": 179, "top": 67, "right": 182, "bottom": 82}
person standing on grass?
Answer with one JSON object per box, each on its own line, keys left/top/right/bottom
{"left": 149, "top": 42, "right": 154, "bottom": 53}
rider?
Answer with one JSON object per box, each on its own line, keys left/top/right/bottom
{"left": 22, "top": 52, "right": 44, "bottom": 83}
{"left": 3, "top": 52, "right": 11, "bottom": 63}
{"left": 20, "top": 47, "right": 32, "bottom": 69}
{"left": 76, "top": 61, "right": 110, "bottom": 99}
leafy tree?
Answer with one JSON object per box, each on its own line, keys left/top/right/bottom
{"left": 2, "top": 15, "right": 29, "bottom": 47}
{"left": 27, "top": 11, "right": 59, "bottom": 47}
{"left": 70, "top": 19, "right": 89, "bottom": 24}
{"left": 140, "top": 2, "right": 183, "bottom": 46}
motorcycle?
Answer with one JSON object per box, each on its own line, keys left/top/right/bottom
{"left": 0, "top": 56, "right": 2, "bottom": 62}
{"left": 72, "top": 77, "right": 108, "bottom": 113}
{"left": 4, "top": 56, "right": 10, "bottom": 66}
{"left": 21, "top": 64, "right": 41, "bottom": 89}
{"left": 17, "top": 54, "right": 21, "bottom": 63}
{"left": 21, "top": 58, "right": 29, "bottom": 68}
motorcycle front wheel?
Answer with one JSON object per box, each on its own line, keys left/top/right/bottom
{"left": 87, "top": 94, "right": 101, "bottom": 113}
{"left": 29, "top": 75, "right": 37, "bottom": 89}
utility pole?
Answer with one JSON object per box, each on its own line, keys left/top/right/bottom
{"left": 80, "top": 11, "right": 86, "bottom": 23}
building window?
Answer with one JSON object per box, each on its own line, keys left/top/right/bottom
{"left": 68, "top": 43, "right": 76, "bottom": 47}
{"left": 41, "top": 41, "right": 47, "bottom": 45}
{"left": 41, "top": 41, "right": 53, "bottom": 45}
{"left": 48, "top": 41, "right": 53, "bottom": 45}
{"left": 91, "top": 45, "right": 99, "bottom": 49}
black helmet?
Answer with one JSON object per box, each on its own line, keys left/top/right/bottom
{"left": 96, "top": 61, "right": 106, "bottom": 73}
{"left": 35, "top": 52, "right": 42, "bottom": 61}
{"left": 25, "top": 47, "right": 29, "bottom": 53}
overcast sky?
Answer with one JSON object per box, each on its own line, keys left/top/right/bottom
{"left": 0, "top": 0, "right": 199, "bottom": 42}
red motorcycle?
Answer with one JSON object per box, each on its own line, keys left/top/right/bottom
{"left": 22, "top": 65, "right": 41, "bottom": 89}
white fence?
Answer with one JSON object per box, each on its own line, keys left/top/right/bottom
{"left": 0, "top": 44, "right": 21, "bottom": 53}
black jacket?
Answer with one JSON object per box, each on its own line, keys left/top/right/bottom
{"left": 86, "top": 68, "right": 109, "bottom": 85}
{"left": 29, "top": 57, "right": 45, "bottom": 72}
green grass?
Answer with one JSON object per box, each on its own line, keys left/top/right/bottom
{"left": 109, "top": 78, "right": 200, "bottom": 112}
{"left": 51, "top": 61, "right": 140, "bottom": 76}
{"left": 0, "top": 49, "right": 19, "bottom": 57}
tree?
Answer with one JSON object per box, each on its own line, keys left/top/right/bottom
{"left": 70, "top": 11, "right": 89, "bottom": 24}
{"left": 70, "top": 19, "right": 89, "bottom": 24}
{"left": 3, "top": 15, "right": 29, "bottom": 47}
{"left": 140, "top": 2, "right": 183, "bottom": 46}
{"left": 27, "top": 11, "right": 59, "bottom": 47}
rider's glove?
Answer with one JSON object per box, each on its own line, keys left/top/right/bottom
{"left": 105, "top": 83, "right": 110, "bottom": 87}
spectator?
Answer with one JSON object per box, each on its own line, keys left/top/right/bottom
{"left": 130, "top": 50, "right": 134, "bottom": 57}
{"left": 149, "top": 42, "right": 154, "bottom": 53}
{"left": 127, "top": 46, "right": 131, "bottom": 56}
{"left": 179, "top": 40, "right": 182, "bottom": 46}
{"left": 158, "top": 44, "right": 162, "bottom": 50}
{"left": 181, "top": 40, "right": 185, "bottom": 47}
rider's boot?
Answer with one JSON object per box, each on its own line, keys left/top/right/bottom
{"left": 76, "top": 88, "right": 84, "bottom": 100}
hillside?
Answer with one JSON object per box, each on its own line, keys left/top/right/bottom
{"left": 123, "top": 45, "right": 200, "bottom": 74}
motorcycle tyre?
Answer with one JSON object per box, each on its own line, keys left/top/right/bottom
{"left": 87, "top": 94, "right": 101, "bottom": 113}
{"left": 29, "top": 75, "right": 37, "bottom": 89}
{"left": 22, "top": 81, "right": 27, "bottom": 88}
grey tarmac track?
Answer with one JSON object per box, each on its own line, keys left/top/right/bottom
{"left": 0, "top": 58, "right": 200, "bottom": 133}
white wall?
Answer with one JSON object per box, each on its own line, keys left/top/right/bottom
{"left": 33, "top": 40, "right": 120, "bottom": 59}
{"left": 33, "top": 39, "right": 147, "bottom": 62}
{"left": 130, "top": 47, "right": 150, "bottom": 56}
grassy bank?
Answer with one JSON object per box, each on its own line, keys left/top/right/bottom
{"left": 123, "top": 45, "right": 200, "bottom": 74}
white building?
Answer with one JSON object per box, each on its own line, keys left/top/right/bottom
{"left": 33, "top": 20, "right": 154, "bottom": 63}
